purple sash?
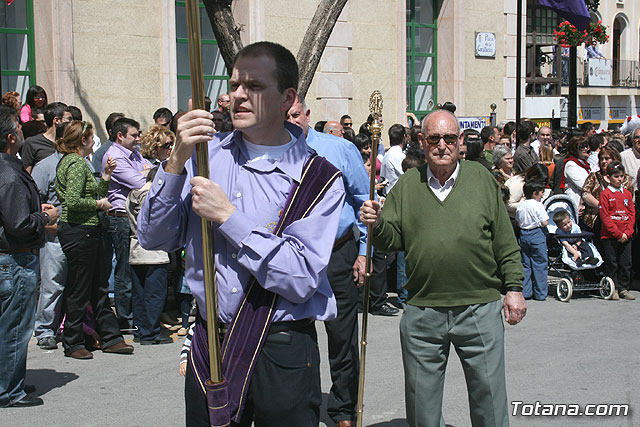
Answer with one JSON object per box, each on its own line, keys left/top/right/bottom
{"left": 190, "top": 154, "right": 341, "bottom": 426}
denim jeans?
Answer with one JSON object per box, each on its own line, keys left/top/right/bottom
{"left": 396, "top": 251, "right": 408, "bottom": 304}
{"left": 519, "top": 228, "right": 548, "bottom": 300}
{"left": 34, "top": 234, "right": 67, "bottom": 340}
{"left": 0, "top": 252, "right": 39, "bottom": 407}
{"left": 106, "top": 215, "right": 133, "bottom": 327}
{"left": 131, "top": 264, "right": 168, "bottom": 340}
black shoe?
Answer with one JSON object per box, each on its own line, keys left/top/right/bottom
{"left": 370, "top": 303, "right": 400, "bottom": 316}
{"left": 9, "top": 396, "right": 44, "bottom": 407}
{"left": 24, "top": 385, "right": 36, "bottom": 394}
{"left": 37, "top": 336, "right": 58, "bottom": 350}
{"left": 140, "top": 335, "right": 173, "bottom": 345}
{"left": 585, "top": 257, "right": 598, "bottom": 265}
{"left": 132, "top": 335, "right": 140, "bottom": 343}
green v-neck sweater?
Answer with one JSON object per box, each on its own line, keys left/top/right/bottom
{"left": 373, "top": 161, "right": 524, "bottom": 307}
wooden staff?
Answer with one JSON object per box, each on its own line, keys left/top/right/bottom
{"left": 186, "top": 0, "right": 222, "bottom": 384}
{"left": 356, "top": 90, "right": 383, "bottom": 427}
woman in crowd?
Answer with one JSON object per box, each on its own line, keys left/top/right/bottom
{"left": 505, "top": 163, "right": 549, "bottom": 218}
{"left": 55, "top": 120, "right": 133, "bottom": 359}
{"left": 581, "top": 146, "right": 633, "bottom": 236}
{"left": 563, "top": 136, "right": 592, "bottom": 208}
{"left": 492, "top": 144, "right": 514, "bottom": 185}
{"left": 126, "top": 167, "right": 172, "bottom": 345}
{"left": 354, "top": 132, "right": 381, "bottom": 180}
{"left": 20, "top": 85, "right": 47, "bottom": 123}
{"left": 140, "top": 124, "right": 175, "bottom": 165}
{"left": 1, "top": 91, "right": 20, "bottom": 115}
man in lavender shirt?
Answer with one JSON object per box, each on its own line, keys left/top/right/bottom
{"left": 103, "top": 118, "right": 150, "bottom": 330}
{"left": 138, "top": 42, "right": 345, "bottom": 425}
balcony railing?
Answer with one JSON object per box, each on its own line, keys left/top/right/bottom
{"left": 574, "top": 59, "right": 639, "bottom": 88}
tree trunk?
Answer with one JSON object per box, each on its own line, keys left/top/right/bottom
{"left": 202, "top": 0, "right": 347, "bottom": 97}
{"left": 203, "top": 0, "right": 243, "bottom": 76}
{"left": 296, "top": 0, "right": 348, "bottom": 98}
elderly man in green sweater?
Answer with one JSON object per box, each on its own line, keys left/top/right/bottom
{"left": 360, "top": 109, "right": 526, "bottom": 427}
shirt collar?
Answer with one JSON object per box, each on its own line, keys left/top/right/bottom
{"left": 0, "top": 152, "right": 24, "bottom": 170}
{"left": 608, "top": 185, "right": 624, "bottom": 193}
{"left": 113, "top": 142, "right": 140, "bottom": 159}
{"left": 221, "top": 121, "right": 309, "bottom": 183}
{"left": 426, "top": 161, "right": 460, "bottom": 188}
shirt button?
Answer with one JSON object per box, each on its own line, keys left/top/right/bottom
{"left": 158, "top": 179, "right": 163, "bottom": 185}
{"left": 232, "top": 287, "right": 238, "bottom": 293}
{"left": 236, "top": 192, "right": 242, "bottom": 198}
{"left": 231, "top": 253, "right": 237, "bottom": 259}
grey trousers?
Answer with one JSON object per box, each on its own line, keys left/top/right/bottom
{"left": 400, "top": 300, "right": 509, "bottom": 427}
{"left": 34, "top": 234, "right": 67, "bottom": 340}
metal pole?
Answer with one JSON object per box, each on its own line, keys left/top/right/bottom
{"left": 186, "top": 0, "right": 222, "bottom": 384}
{"left": 568, "top": 46, "right": 577, "bottom": 129}
{"left": 356, "top": 90, "right": 383, "bottom": 427}
{"left": 515, "top": 0, "right": 522, "bottom": 146}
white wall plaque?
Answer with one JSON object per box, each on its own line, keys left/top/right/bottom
{"left": 475, "top": 32, "right": 496, "bottom": 58}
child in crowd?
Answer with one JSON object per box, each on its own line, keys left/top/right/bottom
{"left": 178, "top": 323, "right": 195, "bottom": 376}
{"left": 515, "top": 181, "right": 549, "bottom": 300}
{"left": 553, "top": 210, "right": 598, "bottom": 266}
{"left": 599, "top": 161, "right": 636, "bottom": 300}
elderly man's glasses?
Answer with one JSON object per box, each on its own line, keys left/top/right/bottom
{"left": 426, "top": 134, "right": 458, "bottom": 145}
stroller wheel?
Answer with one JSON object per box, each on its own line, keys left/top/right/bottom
{"left": 599, "top": 277, "right": 615, "bottom": 300}
{"left": 556, "top": 278, "right": 573, "bottom": 302}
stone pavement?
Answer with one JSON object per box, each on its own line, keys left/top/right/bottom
{"left": 4, "top": 290, "right": 640, "bottom": 427}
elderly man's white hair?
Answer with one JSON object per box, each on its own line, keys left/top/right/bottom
{"left": 421, "top": 109, "right": 460, "bottom": 135}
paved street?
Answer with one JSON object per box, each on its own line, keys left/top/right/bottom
{"left": 4, "top": 289, "right": 640, "bottom": 427}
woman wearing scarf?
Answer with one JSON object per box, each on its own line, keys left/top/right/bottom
{"left": 562, "top": 136, "right": 591, "bottom": 209}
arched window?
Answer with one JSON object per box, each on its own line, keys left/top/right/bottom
{"left": 612, "top": 13, "right": 629, "bottom": 85}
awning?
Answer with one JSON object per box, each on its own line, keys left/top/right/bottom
{"left": 577, "top": 120, "right": 601, "bottom": 124}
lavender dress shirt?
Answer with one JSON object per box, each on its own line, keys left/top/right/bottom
{"left": 103, "top": 143, "right": 151, "bottom": 212}
{"left": 137, "top": 122, "right": 345, "bottom": 323}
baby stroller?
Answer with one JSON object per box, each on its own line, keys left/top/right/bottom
{"left": 544, "top": 194, "right": 615, "bottom": 302}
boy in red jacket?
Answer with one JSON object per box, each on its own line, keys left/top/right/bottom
{"left": 599, "top": 161, "right": 636, "bottom": 300}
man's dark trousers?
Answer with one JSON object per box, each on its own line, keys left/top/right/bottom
{"left": 131, "top": 264, "right": 168, "bottom": 340}
{"left": 184, "top": 322, "right": 321, "bottom": 426}
{"left": 106, "top": 214, "right": 134, "bottom": 328}
{"left": 324, "top": 236, "right": 359, "bottom": 423}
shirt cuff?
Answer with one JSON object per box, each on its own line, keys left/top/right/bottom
{"left": 358, "top": 242, "right": 367, "bottom": 256}
{"left": 218, "top": 209, "right": 259, "bottom": 250}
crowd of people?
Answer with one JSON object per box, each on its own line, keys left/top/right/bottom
{"left": 0, "top": 40, "right": 638, "bottom": 426}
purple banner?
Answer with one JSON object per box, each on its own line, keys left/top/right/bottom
{"left": 538, "top": 0, "right": 591, "bottom": 31}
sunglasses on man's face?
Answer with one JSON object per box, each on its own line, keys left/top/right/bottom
{"left": 342, "top": 122, "right": 353, "bottom": 127}
{"left": 426, "top": 134, "right": 458, "bottom": 145}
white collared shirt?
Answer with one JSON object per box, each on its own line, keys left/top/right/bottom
{"left": 607, "top": 185, "right": 624, "bottom": 193}
{"left": 426, "top": 162, "right": 460, "bottom": 201}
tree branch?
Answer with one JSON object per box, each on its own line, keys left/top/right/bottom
{"left": 203, "top": 0, "right": 243, "bottom": 76}
{"left": 296, "top": 0, "right": 348, "bottom": 98}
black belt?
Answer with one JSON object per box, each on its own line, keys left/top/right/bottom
{"left": 333, "top": 229, "right": 354, "bottom": 250}
{"left": 106, "top": 211, "right": 128, "bottom": 217}
{"left": 0, "top": 248, "right": 38, "bottom": 255}
{"left": 219, "top": 318, "right": 313, "bottom": 336}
